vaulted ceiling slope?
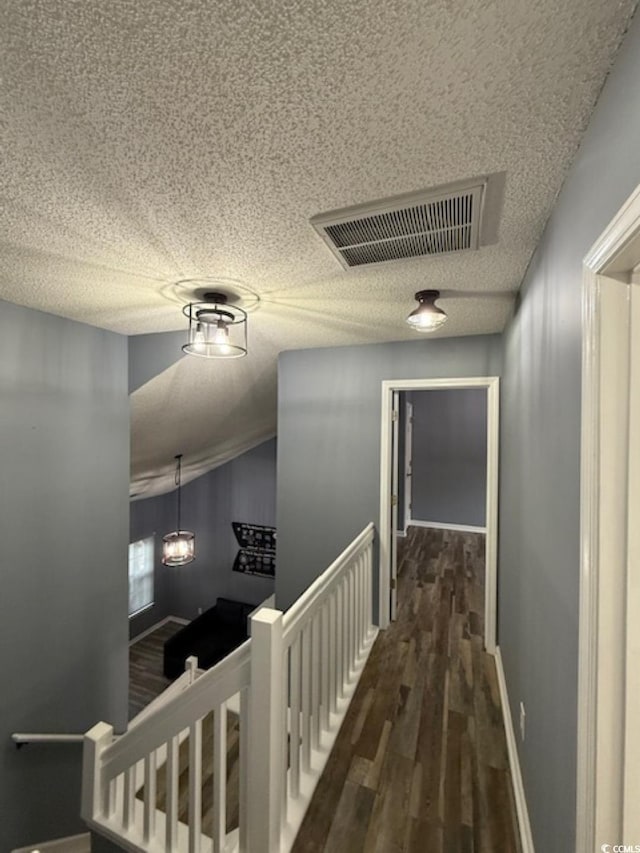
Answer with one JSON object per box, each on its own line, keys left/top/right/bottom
{"left": 1, "top": 0, "right": 636, "bottom": 497}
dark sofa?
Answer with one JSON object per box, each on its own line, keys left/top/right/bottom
{"left": 163, "top": 597, "right": 256, "bottom": 680}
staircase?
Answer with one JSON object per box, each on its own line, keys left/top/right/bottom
{"left": 83, "top": 524, "right": 377, "bottom": 853}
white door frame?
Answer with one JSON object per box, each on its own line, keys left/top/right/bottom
{"left": 577, "top": 183, "right": 640, "bottom": 851}
{"left": 378, "top": 376, "right": 500, "bottom": 653}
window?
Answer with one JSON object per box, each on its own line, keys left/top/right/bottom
{"left": 128, "top": 536, "right": 154, "bottom": 617}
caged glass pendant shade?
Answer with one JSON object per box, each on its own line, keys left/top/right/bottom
{"left": 182, "top": 292, "right": 247, "bottom": 359}
{"left": 162, "top": 454, "right": 195, "bottom": 567}
{"left": 406, "top": 289, "right": 448, "bottom": 332}
{"left": 162, "top": 530, "right": 195, "bottom": 566}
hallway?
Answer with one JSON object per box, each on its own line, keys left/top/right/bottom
{"left": 291, "top": 526, "right": 521, "bottom": 852}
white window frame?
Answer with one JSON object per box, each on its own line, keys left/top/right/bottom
{"left": 128, "top": 535, "right": 155, "bottom": 617}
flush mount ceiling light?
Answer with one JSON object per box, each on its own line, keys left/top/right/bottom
{"left": 182, "top": 291, "right": 248, "bottom": 359}
{"left": 405, "top": 289, "right": 448, "bottom": 333}
{"left": 162, "top": 454, "right": 195, "bottom": 567}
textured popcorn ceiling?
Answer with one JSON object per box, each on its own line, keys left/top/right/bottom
{"left": 1, "top": 0, "right": 636, "bottom": 496}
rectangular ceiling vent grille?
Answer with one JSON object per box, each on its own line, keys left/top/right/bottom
{"left": 311, "top": 175, "right": 503, "bottom": 269}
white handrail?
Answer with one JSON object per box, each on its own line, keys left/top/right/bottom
{"left": 12, "top": 733, "right": 85, "bottom": 745}
{"left": 102, "top": 639, "right": 249, "bottom": 780}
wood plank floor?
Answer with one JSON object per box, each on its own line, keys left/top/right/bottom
{"left": 129, "top": 619, "right": 185, "bottom": 720}
{"left": 291, "top": 526, "right": 521, "bottom": 853}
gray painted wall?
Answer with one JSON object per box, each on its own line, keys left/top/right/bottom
{"left": 409, "top": 389, "right": 487, "bottom": 528}
{"left": 498, "top": 12, "right": 640, "bottom": 852}
{"left": 128, "top": 331, "right": 184, "bottom": 393}
{"left": 129, "top": 437, "right": 277, "bottom": 637}
{"left": 276, "top": 335, "right": 501, "bottom": 612}
{"left": 0, "top": 300, "right": 129, "bottom": 852}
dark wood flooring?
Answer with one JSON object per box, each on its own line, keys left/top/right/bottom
{"left": 291, "top": 526, "right": 521, "bottom": 853}
{"left": 129, "top": 619, "right": 185, "bottom": 720}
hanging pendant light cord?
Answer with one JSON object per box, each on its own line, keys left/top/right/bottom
{"left": 175, "top": 454, "right": 182, "bottom": 533}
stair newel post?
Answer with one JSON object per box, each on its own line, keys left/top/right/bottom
{"left": 185, "top": 654, "right": 198, "bottom": 684}
{"left": 82, "top": 721, "right": 115, "bottom": 823}
{"left": 248, "top": 608, "right": 284, "bottom": 853}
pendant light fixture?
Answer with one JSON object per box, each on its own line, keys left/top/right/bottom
{"left": 162, "top": 454, "right": 195, "bottom": 567}
{"left": 182, "top": 292, "right": 248, "bottom": 359}
{"left": 406, "top": 289, "right": 448, "bottom": 332}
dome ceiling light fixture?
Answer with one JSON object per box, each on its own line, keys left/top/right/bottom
{"left": 405, "top": 289, "right": 448, "bottom": 333}
{"left": 162, "top": 454, "right": 195, "bottom": 567}
{"left": 182, "top": 291, "right": 248, "bottom": 359}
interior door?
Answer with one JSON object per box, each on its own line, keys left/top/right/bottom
{"left": 404, "top": 400, "right": 413, "bottom": 530}
{"left": 390, "top": 391, "right": 399, "bottom": 620}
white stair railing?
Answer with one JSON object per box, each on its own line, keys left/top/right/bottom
{"left": 245, "top": 522, "right": 377, "bottom": 853}
{"left": 83, "top": 642, "right": 251, "bottom": 853}
{"left": 83, "top": 522, "right": 377, "bottom": 853}
{"left": 275, "top": 521, "right": 376, "bottom": 852}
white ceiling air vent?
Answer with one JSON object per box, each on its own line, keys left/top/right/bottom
{"left": 311, "top": 173, "right": 505, "bottom": 269}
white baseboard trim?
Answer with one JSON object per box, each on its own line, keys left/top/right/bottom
{"left": 408, "top": 519, "right": 487, "bottom": 534}
{"left": 129, "top": 614, "right": 189, "bottom": 646}
{"left": 12, "top": 832, "right": 90, "bottom": 853}
{"left": 494, "top": 646, "right": 535, "bottom": 853}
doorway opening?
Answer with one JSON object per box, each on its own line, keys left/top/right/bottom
{"left": 396, "top": 388, "right": 489, "bottom": 539}
{"left": 378, "top": 377, "right": 500, "bottom": 652}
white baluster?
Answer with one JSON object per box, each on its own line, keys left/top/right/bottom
{"left": 352, "top": 561, "right": 359, "bottom": 666}
{"left": 143, "top": 750, "right": 157, "bottom": 842}
{"left": 354, "top": 554, "right": 361, "bottom": 660}
{"left": 213, "top": 704, "right": 227, "bottom": 853}
{"left": 238, "top": 688, "right": 249, "bottom": 853}
{"left": 301, "top": 624, "right": 312, "bottom": 773}
{"left": 282, "top": 649, "right": 289, "bottom": 828}
{"left": 329, "top": 591, "right": 337, "bottom": 715}
{"left": 339, "top": 580, "right": 347, "bottom": 697}
{"left": 360, "top": 553, "right": 367, "bottom": 652}
{"left": 311, "top": 614, "right": 321, "bottom": 750}
{"left": 354, "top": 561, "right": 360, "bottom": 665}
{"left": 189, "top": 718, "right": 203, "bottom": 853}
{"left": 166, "top": 735, "right": 179, "bottom": 852}
{"left": 321, "top": 600, "right": 330, "bottom": 731}
{"left": 357, "top": 552, "right": 364, "bottom": 656}
{"left": 365, "top": 543, "right": 373, "bottom": 642}
{"left": 123, "top": 765, "right": 136, "bottom": 830}
{"left": 347, "top": 567, "right": 354, "bottom": 680}
{"left": 289, "top": 635, "right": 301, "bottom": 799}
